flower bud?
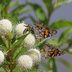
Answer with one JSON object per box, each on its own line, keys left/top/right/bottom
{"left": 17, "top": 55, "right": 33, "bottom": 70}
{"left": 28, "top": 49, "right": 41, "bottom": 65}
{"left": 0, "top": 19, "right": 12, "bottom": 35}
{"left": 15, "top": 23, "right": 28, "bottom": 37}
{"left": 0, "top": 51, "right": 4, "bottom": 65}
{"left": 24, "top": 33, "right": 36, "bottom": 48}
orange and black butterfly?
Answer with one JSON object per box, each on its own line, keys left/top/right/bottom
{"left": 34, "top": 22, "right": 57, "bottom": 39}
{"left": 41, "top": 44, "right": 64, "bottom": 58}
{"left": 47, "top": 48, "right": 64, "bottom": 57}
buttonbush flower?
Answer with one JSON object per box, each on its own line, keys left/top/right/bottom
{"left": 15, "top": 22, "right": 28, "bottom": 36}
{"left": 17, "top": 55, "right": 33, "bottom": 70}
{"left": 0, "top": 19, "right": 12, "bottom": 35}
{"left": 0, "top": 51, "right": 4, "bottom": 65}
{"left": 24, "top": 33, "right": 36, "bottom": 48}
{"left": 68, "top": 48, "right": 72, "bottom": 53}
{"left": 28, "top": 49, "right": 41, "bottom": 65}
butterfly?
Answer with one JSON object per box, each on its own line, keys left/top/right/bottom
{"left": 34, "top": 22, "right": 57, "bottom": 39}
{"left": 47, "top": 48, "right": 64, "bottom": 57}
{"left": 41, "top": 44, "right": 64, "bottom": 58}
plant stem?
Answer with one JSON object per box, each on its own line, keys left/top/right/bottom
{"left": 48, "top": 57, "right": 57, "bottom": 72}
{"left": 52, "top": 57, "right": 57, "bottom": 72}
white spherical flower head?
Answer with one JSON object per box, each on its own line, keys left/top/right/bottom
{"left": 15, "top": 23, "right": 28, "bottom": 36}
{"left": 0, "top": 51, "right": 4, "bottom": 65}
{"left": 28, "top": 49, "right": 41, "bottom": 65}
{"left": 24, "top": 33, "right": 36, "bottom": 48}
{"left": 0, "top": 19, "right": 12, "bottom": 34}
{"left": 18, "top": 55, "right": 33, "bottom": 70}
{"left": 68, "top": 48, "right": 72, "bottom": 53}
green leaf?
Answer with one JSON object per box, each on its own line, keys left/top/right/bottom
{"left": 27, "top": 2, "right": 48, "bottom": 24}
{"left": 12, "top": 33, "right": 29, "bottom": 58}
{"left": 13, "top": 65, "right": 21, "bottom": 72}
{"left": 43, "top": 0, "right": 53, "bottom": 14}
{"left": 13, "top": 46, "right": 27, "bottom": 59}
{"left": 58, "top": 28, "right": 72, "bottom": 44}
{"left": 8, "top": 1, "right": 20, "bottom": 8}
{"left": 66, "top": 39, "right": 72, "bottom": 47}
{"left": 47, "top": 38, "right": 60, "bottom": 46}
{"left": 36, "top": 38, "right": 48, "bottom": 49}
{"left": 0, "top": 37, "right": 5, "bottom": 46}
{"left": 11, "top": 4, "right": 27, "bottom": 14}
{"left": 13, "top": 32, "right": 29, "bottom": 49}
{"left": 0, "top": 67, "right": 5, "bottom": 72}
{"left": 0, "top": 4, "right": 5, "bottom": 12}
{"left": 46, "top": 57, "right": 57, "bottom": 72}
{"left": 50, "top": 20, "right": 72, "bottom": 29}
{"left": 52, "top": 58, "right": 57, "bottom": 72}
{"left": 35, "top": 8, "right": 46, "bottom": 21}
{"left": 57, "top": 58, "right": 72, "bottom": 72}
{"left": 28, "top": 67, "right": 39, "bottom": 72}
{"left": 5, "top": 14, "right": 19, "bottom": 24}
{"left": 1, "top": 0, "right": 11, "bottom": 13}
{"left": 54, "top": 0, "right": 72, "bottom": 8}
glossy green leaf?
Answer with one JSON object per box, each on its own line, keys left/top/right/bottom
{"left": 50, "top": 20, "right": 72, "bottom": 29}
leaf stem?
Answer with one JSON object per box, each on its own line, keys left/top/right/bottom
{"left": 52, "top": 57, "right": 57, "bottom": 72}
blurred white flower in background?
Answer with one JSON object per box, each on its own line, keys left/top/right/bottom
{"left": 68, "top": 48, "right": 72, "bottom": 53}
{"left": 17, "top": 55, "right": 33, "bottom": 71}
{"left": 24, "top": 33, "right": 36, "bottom": 48}
{"left": 28, "top": 48, "right": 41, "bottom": 65}
{"left": 15, "top": 22, "right": 28, "bottom": 37}
{"left": 0, "top": 19, "right": 12, "bottom": 35}
{"left": 0, "top": 51, "right": 4, "bottom": 65}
